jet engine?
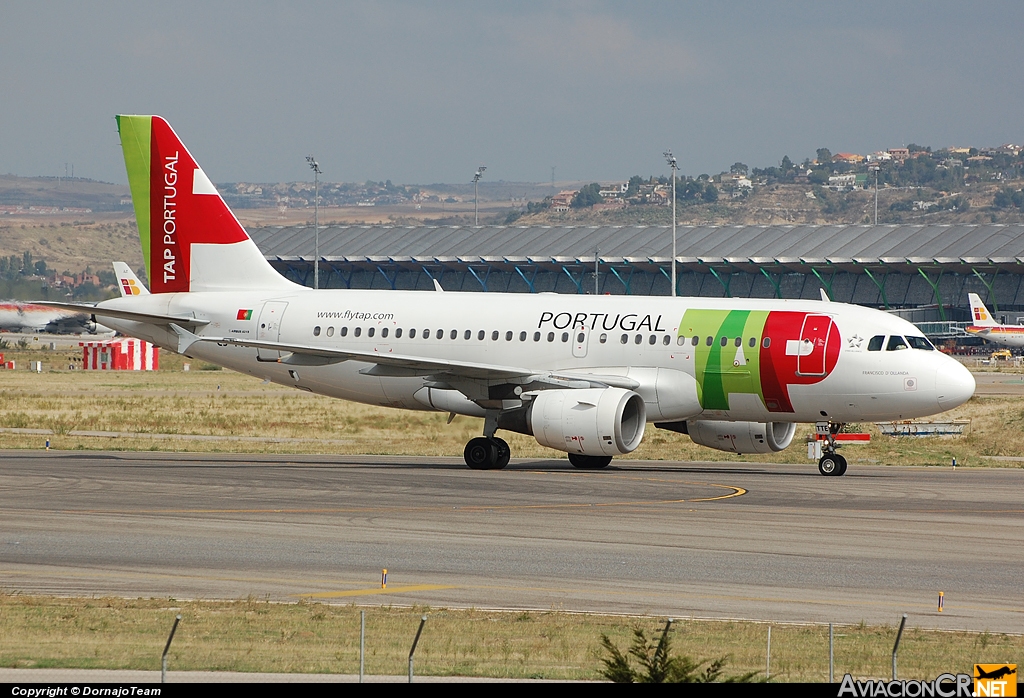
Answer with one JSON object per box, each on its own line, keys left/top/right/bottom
{"left": 683, "top": 420, "right": 796, "bottom": 455}
{"left": 528, "top": 387, "right": 646, "bottom": 456}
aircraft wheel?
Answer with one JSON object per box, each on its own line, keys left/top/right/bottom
{"left": 568, "top": 453, "right": 613, "bottom": 469}
{"left": 464, "top": 437, "right": 497, "bottom": 470}
{"left": 492, "top": 437, "right": 511, "bottom": 469}
{"left": 835, "top": 454, "right": 848, "bottom": 476}
{"left": 818, "top": 454, "right": 841, "bottom": 476}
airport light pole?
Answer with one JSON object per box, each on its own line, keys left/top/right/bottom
{"left": 473, "top": 166, "right": 486, "bottom": 226}
{"left": 307, "top": 155, "right": 322, "bottom": 289}
{"left": 664, "top": 150, "right": 678, "bottom": 297}
{"left": 870, "top": 164, "right": 880, "bottom": 225}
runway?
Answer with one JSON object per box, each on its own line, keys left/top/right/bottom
{"left": 1, "top": 450, "right": 1021, "bottom": 632}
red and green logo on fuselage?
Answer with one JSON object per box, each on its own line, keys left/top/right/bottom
{"left": 680, "top": 309, "right": 840, "bottom": 413}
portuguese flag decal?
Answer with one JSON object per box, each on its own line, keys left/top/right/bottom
{"left": 236, "top": 309, "right": 253, "bottom": 321}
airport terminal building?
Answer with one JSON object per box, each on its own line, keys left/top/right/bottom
{"left": 250, "top": 224, "right": 1024, "bottom": 327}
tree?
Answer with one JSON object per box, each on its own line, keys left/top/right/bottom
{"left": 730, "top": 162, "right": 748, "bottom": 176}
{"left": 781, "top": 155, "right": 793, "bottom": 172}
{"left": 809, "top": 169, "right": 830, "bottom": 185}
{"left": 571, "top": 183, "right": 603, "bottom": 208}
{"left": 625, "top": 175, "right": 644, "bottom": 198}
{"left": 22, "top": 251, "right": 32, "bottom": 274}
{"left": 599, "top": 622, "right": 759, "bottom": 683}
{"left": 702, "top": 184, "right": 719, "bottom": 202}
{"left": 816, "top": 148, "right": 833, "bottom": 165}
{"left": 34, "top": 260, "right": 47, "bottom": 276}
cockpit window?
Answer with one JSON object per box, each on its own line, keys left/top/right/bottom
{"left": 886, "top": 335, "right": 909, "bottom": 351}
{"left": 867, "top": 335, "right": 885, "bottom": 351}
{"left": 906, "top": 336, "right": 935, "bottom": 350}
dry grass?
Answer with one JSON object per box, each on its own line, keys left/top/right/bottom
{"left": 0, "top": 595, "right": 1019, "bottom": 680}
{"left": 0, "top": 356, "right": 1021, "bottom": 466}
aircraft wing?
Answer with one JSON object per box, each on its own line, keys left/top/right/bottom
{"left": 32, "top": 301, "right": 210, "bottom": 327}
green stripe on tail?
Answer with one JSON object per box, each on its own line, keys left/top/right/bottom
{"left": 115, "top": 115, "right": 152, "bottom": 283}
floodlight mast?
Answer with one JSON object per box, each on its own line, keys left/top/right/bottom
{"left": 664, "top": 150, "right": 678, "bottom": 297}
{"left": 306, "top": 155, "right": 322, "bottom": 289}
{"left": 473, "top": 166, "right": 486, "bottom": 226}
{"left": 870, "top": 164, "right": 880, "bottom": 225}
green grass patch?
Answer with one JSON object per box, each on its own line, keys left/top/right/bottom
{"left": 0, "top": 595, "right": 1020, "bottom": 680}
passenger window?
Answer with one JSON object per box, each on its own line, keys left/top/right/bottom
{"left": 634, "top": 334, "right": 642, "bottom": 345}
{"left": 520, "top": 331, "right": 527, "bottom": 341}
{"left": 677, "top": 336, "right": 685, "bottom": 346}
{"left": 886, "top": 336, "right": 908, "bottom": 351}
{"left": 620, "top": 334, "right": 628, "bottom": 344}
{"left": 381, "top": 328, "right": 389, "bottom": 338}
{"left": 422, "top": 328, "right": 429, "bottom": 338}
{"left": 720, "top": 337, "right": 728, "bottom": 347}
{"left": 548, "top": 332, "right": 555, "bottom": 342}
{"left": 691, "top": 336, "right": 699, "bottom": 346}
{"left": 561, "top": 332, "right": 569, "bottom": 343}
{"left": 436, "top": 329, "right": 444, "bottom": 340}
{"left": 410, "top": 328, "right": 417, "bottom": 339}
{"left": 395, "top": 328, "right": 403, "bottom": 338}
{"left": 491, "top": 330, "right": 499, "bottom": 341}
{"left": 464, "top": 330, "right": 471, "bottom": 340}
{"left": 577, "top": 332, "right": 585, "bottom": 343}
{"left": 649, "top": 335, "right": 657, "bottom": 345}
{"left": 478, "top": 330, "right": 485, "bottom": 340}
{"left": 748, "top": 337, "right": 756, "bottom": 347}
{"left": 906, "top": 336, "right": 935, "bottom": 350}
{"left": 450, "top": 329, "right": 457, "bottom": 340}
{"left": 762, "top": 337, "right": 770, "bottom": 348}
{"left": 706, "top": 336, "right": 713, "bottom": 346}
{"left": 867, "top": 335, "right": 884, "bottom": 351}
{"left": 600, "top": 333, "right": 607, "bottom": 344}
{"left": 662, "top": 335, "right": 670, "bottom": 346}
{"left": 340, "top": 326, "right": 348, "bottom": 337}
{"left": 734, "top": 337, "right": 742, "bottom": 347}
{"left": 354, "top": 327, "right": 362, "bottom": 337}
{"left": 533, "top": 331, "right": 541, "bottom": 341}
{"left": 368, "top": 327, "right": 375, "bottom": 338}
{"left": 313, "top": 326, "right": 321, "bottom": 336}
{"left": 506, "top": 331, "right": 513, "bottom": 341}
{"left": 326, "top": 326, "right": 335, "bottom": 337}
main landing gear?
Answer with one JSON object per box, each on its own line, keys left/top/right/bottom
{"left": 817, "top": 420, "right": 848, "bottom": 477}
{"left": 464, "top": 436, "right": 511, "bottom": 470}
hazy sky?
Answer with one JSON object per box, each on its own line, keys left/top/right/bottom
{"left": 2, "top": 1, "right": 1022, "bottom": 185}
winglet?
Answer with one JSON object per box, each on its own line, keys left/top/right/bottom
{"left": 433, "top": 279, "right": 444, "bottom": 292}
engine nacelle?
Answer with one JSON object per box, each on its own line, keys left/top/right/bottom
{"left": 685, "top": 420, "right": 796, "bottom": 455}
{"left": 528, "top": 388, "right": 646, "bottom": 456}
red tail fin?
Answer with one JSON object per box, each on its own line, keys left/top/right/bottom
{"left": 118, "top": 115, "right": 296, "bottom": 293}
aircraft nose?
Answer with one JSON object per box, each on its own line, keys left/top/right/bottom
{"left": 935, "top": 358, "right": 975, "bottom": 411}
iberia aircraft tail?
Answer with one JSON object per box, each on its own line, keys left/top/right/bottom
{"left": 968, "top": 292, "right": 998, "bottom": 327}
{"left": 116, "top": 115, "right": 296, "bottom": 293}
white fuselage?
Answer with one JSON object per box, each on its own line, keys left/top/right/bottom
{"left": 95, "top": 288, "right": 975, "bottom": 426}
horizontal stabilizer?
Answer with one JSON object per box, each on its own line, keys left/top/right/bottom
{"left": 33, "top": 301, "right": 209, "bottom": 328}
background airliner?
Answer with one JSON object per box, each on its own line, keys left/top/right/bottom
{"left": 42, "top": 116, "right": 976, "bottom": 476}
{"left": 0, "top": 301, "right": 98, "bottom": 334}
{"left": 966, "top": 293, "right": 1024, "bottom": 348}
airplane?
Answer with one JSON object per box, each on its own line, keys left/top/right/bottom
{"left": 0, "top": 301, "right": 101, "bottom": 334}
{"left": 966, "top": 293, "right": 1024, "bottom": 348}
{"left": 39, "top": 115, "right": 976, "bottom": 476}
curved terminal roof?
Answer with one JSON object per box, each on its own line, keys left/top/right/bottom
{"left": 250, "top": 224, "right": 1024, "bottom": 274}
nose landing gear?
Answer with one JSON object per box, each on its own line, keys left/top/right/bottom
{"left": 816, "top": 421, "right": 848, "bottom": 476}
